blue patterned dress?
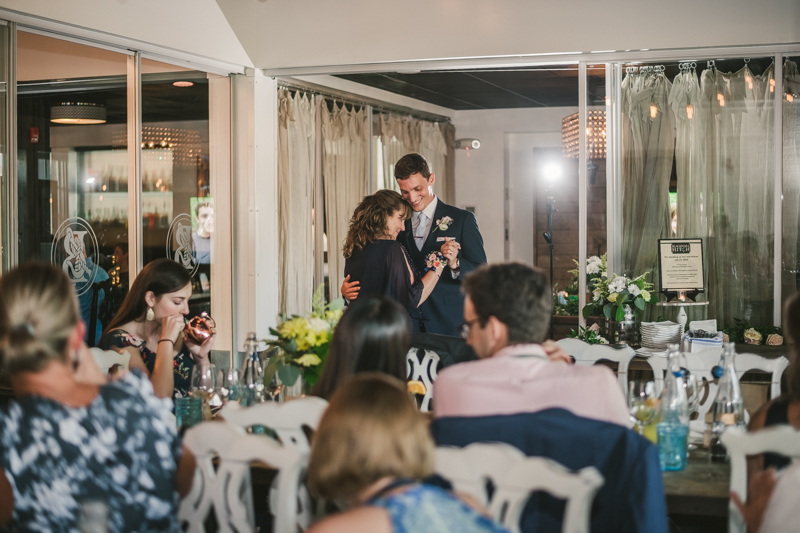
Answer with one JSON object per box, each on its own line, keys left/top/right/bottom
{"left": 100, "top": 329, "right": 194, "bottom": 399}
{"left": 0, "top": 370, "right": 182, "bottom": 532}
{"left": 369, "top": 483, "right": 511, "bottom": 533}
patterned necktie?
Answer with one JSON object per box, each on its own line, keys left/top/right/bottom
{"left": 415, "top": 212, "right": 427, "bottom": 251}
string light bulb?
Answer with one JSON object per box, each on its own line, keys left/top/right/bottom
{"left": 770, "top": 79, "right": 776, "bottom": 93}
{"left": 686, "top": 104, "right": 694, "bottom": 119}
{"left": 789, "top": 94, "right": 795, "bottom": 103}
{"left": 650, "top": 103, "right": 658, "bottom": 118}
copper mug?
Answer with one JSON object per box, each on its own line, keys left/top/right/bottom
{"left": 183, "top": 312, "right": 216, "bottom": 344}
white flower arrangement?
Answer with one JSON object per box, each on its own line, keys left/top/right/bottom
{"left": 570, "top": 254, "right": 607, "bottom": 291}
{"left": 582, "top": 272, "right": 656, "bottom": 321}
{"left": 433, "top": 216, "right": 454, "bottom": 232}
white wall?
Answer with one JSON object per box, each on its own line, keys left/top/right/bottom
{"left": 217, "top": 0, "right": 800, "bottom": 69}
{"left": 453, "top": 107, "right": 575, "bottom": 263}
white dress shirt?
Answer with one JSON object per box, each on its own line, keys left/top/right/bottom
{"left": 411, "top": 195, "right": 438, "bottom": 245}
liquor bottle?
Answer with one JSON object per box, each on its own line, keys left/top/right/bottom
{"left": 709, "top": 342, "right": 745, "bottom": 462}
{"left": 657, "top": 343, "right": 690, "bottom": 471}
{"left": 238, "top": 332, "right": 266, "bottom": 407}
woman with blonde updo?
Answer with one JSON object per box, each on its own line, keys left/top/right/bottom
{"left": 0, "top": 262, "right": 195, "bottom": 532}
{"left": 343, "top": 190, "right": 444, "bottom": 331}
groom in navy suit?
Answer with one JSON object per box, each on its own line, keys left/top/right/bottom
{"left": 343, "top": 153, "right": 487, "bottom": 336}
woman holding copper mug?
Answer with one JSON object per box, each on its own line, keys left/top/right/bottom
{"left": 99, "top": 258, "right": 216, "bottom": 399}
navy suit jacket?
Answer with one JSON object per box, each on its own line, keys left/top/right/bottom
{"left": 399, "top": 199, "right": 486, "bottom": 336}
{"left": 430, "top": 409, "right": 668, "bottom": 533}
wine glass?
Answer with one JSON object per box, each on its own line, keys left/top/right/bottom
{"left": 191, "top": 364, "right": 217, "bottom": 420}
{"left": 217, "top": 368, "right": 239, "bottom": 403}
{"left": 681, "top": 371, "right": 701, "bottom": 450}
{"left": 628, "top": 380, "right": 657, "bottom": 435}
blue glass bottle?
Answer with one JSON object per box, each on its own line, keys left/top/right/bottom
{"left": 657, "top": 343, "right": 689, "bottom": 471}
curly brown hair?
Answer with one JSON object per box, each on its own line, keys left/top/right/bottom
{"left": 343, "top": 190, "right": 411, "bottom": 258}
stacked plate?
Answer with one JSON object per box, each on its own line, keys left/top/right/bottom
{"left": 640, "top": 321, "right": 683, "bottom": 349}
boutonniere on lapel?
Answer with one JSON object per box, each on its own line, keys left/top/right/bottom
{"left": 432, "top": 216, "right": 454, "bottom": 233}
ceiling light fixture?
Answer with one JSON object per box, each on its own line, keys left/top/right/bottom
{"left": 173, "top": 81, "right": 194, "bottom": 87}
{"left": 51, "top": 103, "right": 107, "bottom": 125}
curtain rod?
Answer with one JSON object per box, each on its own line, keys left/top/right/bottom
{"left": 276, "top": 78, "right": 451, "bottom": 123}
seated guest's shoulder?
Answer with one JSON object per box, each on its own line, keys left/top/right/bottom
{"left": 306, "top": 506, "right": 391, "bottom": 533}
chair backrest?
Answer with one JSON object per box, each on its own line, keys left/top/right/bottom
{"left": 557, "top": 339, "right": 636, "bottom": 398}
{"left": 179, "top": 421, "right": 307, "bottom": 533}
{"left": 646, "top": 352, "right": 717, "bottom": 434}
{"left": 88, "top": 347, "right": 131, "bottom": 374}
{"left": 556, "top": 338, "right": 589, "bottom": 358}
{"left": 406, "top": 347, "right": 440, "bottom": 412}
{"left": 435, "top": 442, "right": 604, "bottom": 533}
{"left": 722, "top": 425, "right": 800, "bottom": 533}
{"left": 219, "top": 396, "right": 328, "bottom": 453}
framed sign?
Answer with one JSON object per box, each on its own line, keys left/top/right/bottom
{"left": 657, "top": 238, "right": 705, "bottom": 293}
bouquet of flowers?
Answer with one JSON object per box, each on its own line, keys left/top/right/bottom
{"left": 568, "top": 254, "right": 607, "bottom": 292}
{"left": 263, "top": 285, "right": 344, "bottom": 388}
{"left": 582, "top": 272, "right": 656, "bottom": 321}
{"left": 568, "top": 323, "right": 609, "bottom": 344}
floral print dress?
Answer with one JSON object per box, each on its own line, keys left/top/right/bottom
{"left": 100, "top": 330, "right": 194, "bottom": 399}
{"left": 0, "top": 370, "right": 182, "bottom": 532}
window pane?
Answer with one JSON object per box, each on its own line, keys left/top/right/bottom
{"left": 141, "top": 59, "right": 210, "bottom": 318}
{"left": 619, "top": 58, "right": 775, "bottom": 327}
{"left": 17, "top": 31, "right": 128, "bottom": 346}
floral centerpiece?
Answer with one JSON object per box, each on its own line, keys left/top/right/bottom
{"left": 568, "top": 323, "right": 609, "bottom": 345}
{"left": 582, "top": 272, "right": 656, "bottom": 321}
{"left": 568, "top": 254, "right": 607, "bottom": 292}
{"left": 263, "top": 285, "right": 344, "bottom": 389}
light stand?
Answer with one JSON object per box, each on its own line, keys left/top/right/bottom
{"left": 544, "top": 194, "right": 555, "bottom": 339}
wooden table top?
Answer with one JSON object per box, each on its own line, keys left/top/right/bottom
{"left": 662, "top": 448, "right": 730, "bottom": 517}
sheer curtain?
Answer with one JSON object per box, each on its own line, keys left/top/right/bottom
{"left": 783, "top": 59, "right": 800, "bottom": 306}
{"left": 419, "top": 120, "right": 449, "bottom": 200}
{"left": 702, "top": 64, "right": 775, "bottom": 325}
{"left": 376, "top": 113, "right": 450, "bottom": 199}
{"left": 621, "top": 67, "right": 675, "bottom": 314}
{"left": 278, "top": 89, "right": 315, "bottom": 314}
{"left": 378, "top": 114, "right": 419, "bottom": 192}
{"left": 669, "top": 66, "right": 707, "bottom": 239}
{"left": 322, "top": 102, "right": 369, "bottom": 300}
{"left": 277, "top": 90, "right": 316, "bottom": 315}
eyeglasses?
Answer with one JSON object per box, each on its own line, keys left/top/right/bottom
{"left": 459, "top": 318, "right": 481, "bottom": 339}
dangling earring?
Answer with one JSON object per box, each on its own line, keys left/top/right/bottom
{"left": 146, "top": 306, "right": 155, "bottom": 322}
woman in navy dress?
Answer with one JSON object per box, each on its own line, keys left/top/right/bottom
{"left": 343, "top": 190, "right": 444, "bottom": 329}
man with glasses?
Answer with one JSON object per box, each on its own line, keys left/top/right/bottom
{"left": 433, "top": 262, "right": 630, "bottom": 426}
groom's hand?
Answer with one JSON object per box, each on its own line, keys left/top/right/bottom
{"left": 341, "top": 275, "right": 360, "bottom": 300}
{"left": 440, "top": 239, "right": 461, "bottom": 269}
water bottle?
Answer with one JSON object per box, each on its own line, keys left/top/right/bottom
{"left": 237, "top": 332, "right": 266, "bottom": 406}
{"left": 657, "top": 344, "right": 690, "bottom": 471}
{"left": 709, "top": 342, "right": 745, "bottom": 462}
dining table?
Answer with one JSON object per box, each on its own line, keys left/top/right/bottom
{"left": 662, "top": 447, "right": 730, "bottom": 518}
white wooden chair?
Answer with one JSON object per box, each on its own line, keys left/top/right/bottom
{"left": 557, "top": 339, "right": 636, "bottom": 398}
{"left": 435, "top": 442, "right": 604, "bottom": 533}
{"left": 722, "top": 425, "right": 800, "bottom": 533}
{"left": 406, "top": 347, "right": 440, "bottom": 412}
{"left": 179, "top": 421, "right": 307, "bottom": 533}
{"left": 689, "top": 348, "right": 789, "bottom": 400}
{"left": 219, "top": 396, "right": 328, "bottom": 453}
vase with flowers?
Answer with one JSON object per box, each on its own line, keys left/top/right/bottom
{"left": 582, "top": 272, "right": 656, "bottom": 347}
{"left": 263, "top": 285, "right": 344, "bottom": 400}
